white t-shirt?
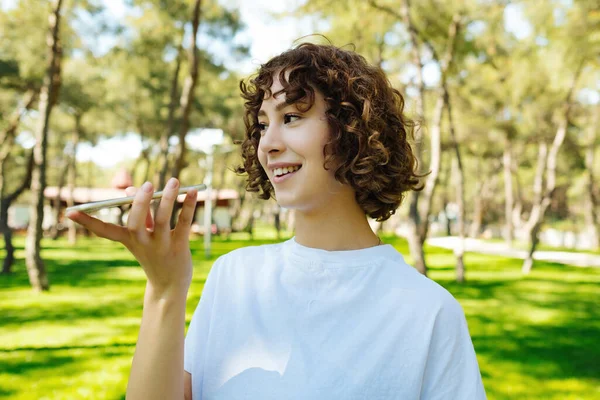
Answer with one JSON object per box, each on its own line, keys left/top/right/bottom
{"left": 184, "top": 238, "right": 486, "bottom": 399}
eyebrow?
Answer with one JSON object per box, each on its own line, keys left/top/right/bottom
{"left": 258, "top": 101, "right": 294, "bottom": 117}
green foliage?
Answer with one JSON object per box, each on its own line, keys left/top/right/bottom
{"left": 0, "top": 0, "right": 48, "bottom": 87}
{"left": 1, "top": 234, "right": 599, "bottom": 399}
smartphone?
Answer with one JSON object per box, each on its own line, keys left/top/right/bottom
{"left": 65, "top": 184, "right": 207, "bottom": 214}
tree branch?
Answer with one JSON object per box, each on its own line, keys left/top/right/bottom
{"left": 6, "top": 149, "right": 34, "bottom": 203}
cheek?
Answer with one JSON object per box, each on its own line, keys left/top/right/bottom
{"left": 257, "top": 148, "right": 267, "bottom": 170}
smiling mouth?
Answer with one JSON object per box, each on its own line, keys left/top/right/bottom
{"left": 273, "top": 165, "right": 301, "bottom": 178}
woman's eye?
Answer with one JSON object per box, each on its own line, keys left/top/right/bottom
{"left": 257, "top": 122, "right": 268, "bottom": 133}
{"left": 284, "top": 114, "right": 301, "bottom": 124}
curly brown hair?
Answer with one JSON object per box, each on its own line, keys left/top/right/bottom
{"left": 236, "top": 42, "right": 423, "bottom": 221}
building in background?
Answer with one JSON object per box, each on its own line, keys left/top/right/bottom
{"left": 8, "top": 169, "right": 238, "bottom": 235}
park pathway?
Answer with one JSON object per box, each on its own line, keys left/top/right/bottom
{"left": 426, "top": 236, "right": 600, "bottom": 268}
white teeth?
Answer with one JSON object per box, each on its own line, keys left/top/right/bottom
{"left": 274, "top": 165, "right": 300, "bottom": 177}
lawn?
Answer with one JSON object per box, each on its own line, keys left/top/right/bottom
{"left": 1, "top": 231, "right": 599, "bottom": 400}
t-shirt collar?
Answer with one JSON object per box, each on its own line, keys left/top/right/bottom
{"left": 284, "top": 236, "right": 402, "bottom": 267}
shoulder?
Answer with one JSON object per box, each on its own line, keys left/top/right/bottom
{"left": 209, "top": 241, "right": 285, "bottom": 277}
{"left": 379, "top": 252, "right": 464, "bottom": 318}
{"left": 217, "top": 242, "right": 283, "bottom": 264}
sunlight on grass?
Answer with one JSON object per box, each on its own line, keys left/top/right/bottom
{"left": 1, "top": 232, "right": 599, "bottom": 399}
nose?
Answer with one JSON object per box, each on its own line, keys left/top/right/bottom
{"left": 258, "top": 123, "right": 286, "bottom": 155}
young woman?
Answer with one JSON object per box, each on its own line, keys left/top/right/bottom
{"left": 68, "top": 42, "right": 486, "bottom": 399}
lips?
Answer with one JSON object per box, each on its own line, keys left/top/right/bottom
{"left": 273, "top": 165, "right": 301, "bottom": 177}
{"left": 272, "top": 165, "right": 301, "bottom": 184}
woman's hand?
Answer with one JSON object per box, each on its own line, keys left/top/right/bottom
{"left": 66, "top": 178, "right": 197, "bottom": 299}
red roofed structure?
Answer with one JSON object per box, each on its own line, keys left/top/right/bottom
{"left": 110, "top": 168, "right": 133, "bottom": 189}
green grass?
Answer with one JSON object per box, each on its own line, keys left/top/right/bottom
{"left": 1, "top": 232, "right": 599, "bottom": 400}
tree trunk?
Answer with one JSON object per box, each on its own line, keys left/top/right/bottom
{"left": 410, "top": 15, "right": 460, "bottom": 274}
{"left": 521, "top": 61, "right": 584, "bottom": 273}
{"left": 418, "top": 90, "right": 445, "bottom": 242}
{"left": 511, "top": 157, "right": 524, "bottom": 233}
{"left": 359, "top": 2, "right": 463, "bottom": 275}
{"left": 445, "top": 86, "right": 466, "bottom": 283}
{"left": 67, "top": 114, "right": 81, "bottom": 244}
{"left": 503, "top": 138, "right": 514, "bottom": 246}
{"left": 522, "top": 220, "right": 542, "bottom": 274}
{"left": 0, "top": 169, "right": 14, "bottom": 273}
{"left": 440, "top": 163, "right": 451, "bottom": 236}
{"left": 25, "top": 0, "right": 64, "bottom": 291}
{"left": 414, "top": 14, "right": 461, "bottom": 275}
{"left": 1, "top": 151, "right": 34, "bottom": 274}
{"left": 129, "top": 119, "right": 152, "bottom": 187}
{"left": 367, "top": 0, "right": 430, "bottom": 273}
{"left": 157, "top": 41, "right": 183, "bottom": 190}
{"left": 171, "top": 0, "right": 202, "bottom": 180}
{"left": 274, "top": 206, "right": 281, "bottom": 240}
{"left": 583, "top": 108, "right": 599, "bottom": 249}
{"left": 50, "top": 155, "right": 69, "bottom": 240}
{"left": 0, "top": 90, "right": 38, "bottom": 272}
{"left": 1, "top": 201, "right": 15, "bottom": 274}
{"left": 522, "top": 142, "right": 548, "bottom": 239}
{"left": 470, "top": 161, "right": 500, "bottom": 238}
{"left": 400, "top": 0, "right": 428, "bottom": 275}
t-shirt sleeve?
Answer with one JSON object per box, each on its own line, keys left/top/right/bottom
{"left": 184, "top": 256, "right": 222, "bottom": 377}
{"left": 420, "top": 296, "right": 487, "bottom": 400}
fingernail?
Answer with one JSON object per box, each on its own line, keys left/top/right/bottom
{"left": 167, "top": 178, "right": 177, "bottom": 188}
{"left": 142, "top": 181, "right": 152, "bottom": 193}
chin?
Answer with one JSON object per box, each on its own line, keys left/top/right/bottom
{"left": 273, "top": 190, "right": 306, "bottom": 210}
{"left": 274, "top": 196, "right": 297, "bottom": 210}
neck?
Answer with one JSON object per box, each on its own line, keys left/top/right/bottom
{"left": 293, "top": 196, "right": 380, "bottom": 251}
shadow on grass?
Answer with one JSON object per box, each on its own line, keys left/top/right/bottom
{"left": 0, "top": 350, "right": 79, "bottom": 378}
{"left": 0, "top": 257, "right": 141, "bottom": 289}
{"left": 0, "top": 234, "right": 232, "bottom": 290}
{"left": 0, "top": 342, "right": 136, "bottom": 354}
{"left": 0, "top": 343, "right": 134, "bottom": 399}
{"left": 473, "top": 316, "right": 599, "bottom": 378}
{"left": 434, "top": 260, "right": 600, "bottom": 393}
{"left": 1, "top": 292, "right": 143, "bottom": 327}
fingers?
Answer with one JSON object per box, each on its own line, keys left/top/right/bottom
{"left": 154, "top": 178, "right": 180, "bottom": 235}
{"left": 127, "top": 181, "right": 154, "bottom": 241}
{"left": 174, "top": 189, "right": 198, "bottom": 241}
{"left": 145, "top": 209, "right": 155, "bottom": 231}
{"left": 125, "top": 186, "right": 137, "bottom": 197}
{"left": 125, "top": 185, "right": 154, "bottom": 231}
{"left": 66, "top": 211, "right": 128, "bottom": 243}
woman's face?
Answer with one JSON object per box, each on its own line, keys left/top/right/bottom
{"left": 257, "top": 78, "right": 352, "bottom": 214}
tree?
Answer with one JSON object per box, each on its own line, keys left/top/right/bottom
{"left": 367, "top": 0, "right": 464, "bottom": 275}
{"left": 171, "top": 0, "right": 202, "bottom": 180}
{"left": 0, "top": 90, "right": 36, "bottom": 274}
{"left": 521, "top": 60, "right": 585, "bottom": 273}
{"left": 25, "top": 0, "right": 64, "bottom": 292}
{"left": 101, "top": 0, "right": 245, "bottom": 191}
{"left": 49, "top": 56, "right": 106, "bottom": 242}
{"left": 445, "top": 87, "right": 467, "bottom": 282}
{"left": 514, "top": 0, "right": 599, "bottom": 272}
